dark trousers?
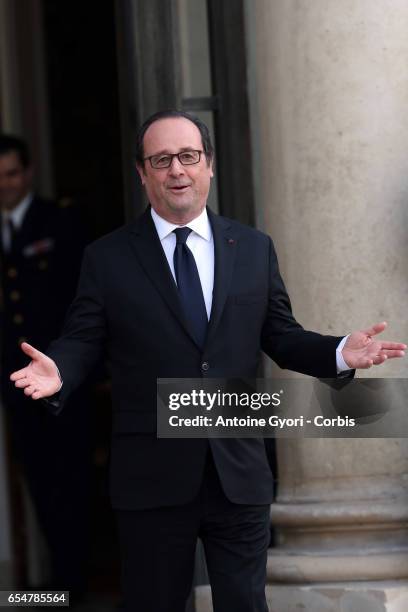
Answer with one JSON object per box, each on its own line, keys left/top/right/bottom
{"left": 116, "top": 451, "right": 270, "bottom": 612}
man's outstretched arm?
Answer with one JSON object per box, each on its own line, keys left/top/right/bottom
{"left": 261, "top": 237, "right": 406, "bottom": 375}
{"left": 10, "top": 342, "right": 61, "bottom": 400}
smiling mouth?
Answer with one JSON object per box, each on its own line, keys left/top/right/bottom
{"left": 168, "top": 185, "right": 191, "bottom": 192}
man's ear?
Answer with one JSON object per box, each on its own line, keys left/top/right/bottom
{"left": 136, "top": 163, "right": 146, "bottom": 185}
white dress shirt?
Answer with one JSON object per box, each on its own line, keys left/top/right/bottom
{"left": 1, "top": 192, "right": 33, "bottom": 251}
{"left": 151, "top": 206, "right": 214, "bottom": 319}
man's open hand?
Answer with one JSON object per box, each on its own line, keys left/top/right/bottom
{"left": 10, "top": 342, "right": 61, "bottom": 400}
{"left": 342, "top": 322, "right": 406, "bottom": 369}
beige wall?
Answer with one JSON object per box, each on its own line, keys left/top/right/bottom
{"left": 245, "top": 0, "right": 408, "bottom": 377}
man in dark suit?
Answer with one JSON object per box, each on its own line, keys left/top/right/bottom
{"left": 10, "top": 112, "right": 406, "bottom": 612}
{"left": 0, "top": 134, "right": 89, "bottom": 596}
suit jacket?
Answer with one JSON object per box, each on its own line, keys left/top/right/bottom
{"left": 47, "top": 207, "right": 341, "bottom": 510}
{"left": 1, "top": 196, "right": 86, "bottom": 391}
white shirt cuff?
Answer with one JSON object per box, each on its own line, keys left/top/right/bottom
{"left": 336, "top": 335, "right": 351, "bottom": 373}
{"left": 56, "top": 366, "right": 63, "bottom": 392}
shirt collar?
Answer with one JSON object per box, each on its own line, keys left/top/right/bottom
{"left": 2, "top": 192, "right": 33, "bottom": 229}
{"left": 151, "top": 206, "right": 212, "bottom": 242}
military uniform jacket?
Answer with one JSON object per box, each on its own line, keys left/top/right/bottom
{"left": 0, "top": 196, "right": 86, "bottom": 384}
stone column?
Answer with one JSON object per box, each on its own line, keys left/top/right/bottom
{"left": 0, "top": 1, "right": 15, "bottom": 586}
{"left": 0, "top": 0, "right": 54, "bottom": 587}
{"left": 268, "top": 437, "right": 408, "bottom": 610}
{"left": 244, "top": 0, "right": 408, "bottom": 610}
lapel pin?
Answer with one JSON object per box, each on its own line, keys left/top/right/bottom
{"left": 227, "top": 239, "right": 235, "bottom": 245}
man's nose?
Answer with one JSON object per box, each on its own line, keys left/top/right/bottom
{"left": 168, "top": 156, "right": 185, "bottom": 175}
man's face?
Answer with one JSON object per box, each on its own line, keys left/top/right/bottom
{"left": 0, "top": 151, "right": 32, "bottom": 211}
{"left": 137, "top": 117, "right": 213, "bottom": 224}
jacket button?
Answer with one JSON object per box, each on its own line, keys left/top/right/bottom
{"left": 13, "top": 314, "right": 24, "bottom": 325}
{"left": 201, "top": 362, "right": 210, "bottom": 372}
{"left": 7, "top": 267, "right": 17, "bottom": 278}
{"left": 10, "top": 290, "right": 20, "bottom": 302}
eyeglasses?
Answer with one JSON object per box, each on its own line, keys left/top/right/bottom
{"left": 144, "top": 150, "right": 203, "bottom": 169}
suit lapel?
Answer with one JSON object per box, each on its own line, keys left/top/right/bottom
{"left": 129, "top": 208, "right": 200, "bottom": 346}
{"left": 129, "top": 207, "right": 239, "bottom": 351}
{"left": 18, "top": 197, "right": 37, "bottom": 238}
{"left": 205, "top": 208, "right": 238, "bottom": 348}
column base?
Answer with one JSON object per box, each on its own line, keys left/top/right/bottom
{"left": 266, "top": 581, "right": 408, "bottom": 612}
{"left": 194, "top": 582, "right": 408, "bottom": 612}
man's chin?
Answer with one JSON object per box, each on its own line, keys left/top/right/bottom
{"left": 167, "top": 198, "right": 195, "bottom": 212}
{"left": 156, "top": 198, "right": 204, "bottom": 223}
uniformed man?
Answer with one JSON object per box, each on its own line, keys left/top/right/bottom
{"left": 0, "top": 134, "right": 90, "bottom": 597}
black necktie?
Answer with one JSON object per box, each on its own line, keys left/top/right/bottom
{"left": 173, "top": 227, "right": 208, "bottom": 348}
